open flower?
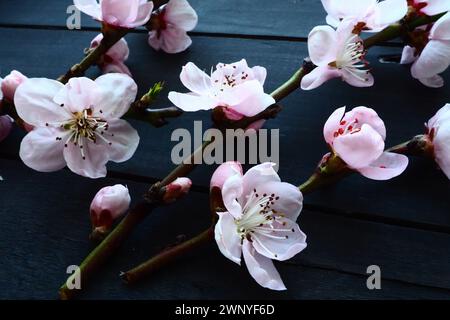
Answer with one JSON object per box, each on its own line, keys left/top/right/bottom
{"left": 324, "top": 106, "right": 409, "bottom": 180}
{"left": 426, "top": 103, "right": 450, "bottom": 179}
{"left": 148, "top": 0, "right": 198, "bottom": 54}
{"left": 1, "top": 70, "right": 28, "bottom": 102}
{"left": 301, "top": 21, "right": 373, "bottom": 90}
{"left": 169, "top": 59, "right": 274, "bottom": 119}
{"left": 90, "top": 34, "right": 131, "bottom": 76}
{"left": 408, "top": 0, "right": 450, "bottom": 16}
{"left": 15, "top": 73, "right": 140, "bottom": 179}
{"left": 90, "top": 184, "right": 131, "bottom": 230}
{"left": 400, "top": 12, "right": 450, "bottom": 88}
{"left": 74, "top": 0, "right": 154, "bottom": 29}
{"left": 322, "top": 0, "right": 408, "bottom": 32}
{"left": 212, "top": 162, "right": 307, "bottom": 290}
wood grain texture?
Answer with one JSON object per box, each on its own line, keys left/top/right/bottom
{"left": 1, "top": 158, "right": 450, "bottom": 298}
{"left": 0, "top": 0, "right": 325, "bottom": 39}
{"left": 0, "top": 27, "right": 449, "bottom": 230}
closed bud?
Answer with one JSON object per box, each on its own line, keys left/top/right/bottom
{"left": 90, "top": 184, "right": 131, "bottom": 231}
{"left": 162, "top": 177, "right": 192, "bottom": 203}
{"left": 1, "top": 70, "right": 28, "bottom": 102}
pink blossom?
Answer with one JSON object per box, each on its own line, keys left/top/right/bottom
{"left": 408, "top": 0, "right": 450, "bottom": 16}
{"left": 90, "top": 184, "right": 131, "bottom": 229}
{"left": 301, "top": 21, "right": 374, "bottom": 90}
{"left": 212, "top": 162, "right": 307, "bottom": 290}
{"left": 162, "top": 177, "right": 192, "bottom": 203}
{"left": 74, "top": 0, "right": 154, "bottom": 29}
{"left": 322, "top": 0, "right": 408, "bottom": 32}
{"left": 426, "top": 103, "right": 450, "bottom": 179}
{"left": 169, "top": 59, "right": 274, "bottom": 119}
{"left": 1, "top": 70, "right": 28, "bottom": 102}
{"left": 14, "top": 73, "right": 140, "bottom": 179}
{"left": 90, "top": 34, "right": 131, "bottom": 76}
{"left": 148, "top": 0, "right": 198, "bottom": 54}
{"left": 324, "top": 106, "right": 409, "bottom": 180}
{"left": 400, "top": 12, "right": 450, "bottom": 88}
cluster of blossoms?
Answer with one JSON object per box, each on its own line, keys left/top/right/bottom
{"left": 1, "top": 0, "right": 450, "bottom": 295}
{"left": 302, "top": 0, "right": 450, "bottom": 89}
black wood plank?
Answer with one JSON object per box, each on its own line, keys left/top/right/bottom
{"left": 1, "top": 158, "right": 450, "bottom": 298}
{"left": 0, "top": 0, "right": 325, "bottom": 39}
{"left": 0, "top": 27, "right": 449, "bottom": 230}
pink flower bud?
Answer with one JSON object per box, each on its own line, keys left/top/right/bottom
{"left": 0, "top": 115, "right": 13, "bottom": 142}
{"left": 90, "top": 184, "right": 131, "bottom": 229}
{"left": 162, "top": 177, "right": 192, "bottom": 203}
{"left": 210, "top": 161, "right": 243, "bottom": 190}
{"left": 1, "top": 70, "right": 28, "bottom": 102}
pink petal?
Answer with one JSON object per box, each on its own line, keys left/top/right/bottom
{"left": 242, "top": 241, "right": 286, "bottom": 291}
{"left": 428, "top": 103, "right": 450, "bottom": 129}
{"left": 400, "top": 45, "right": 417, "bottom": 64}
{"left": 418, "top": 74, "right": 445, "bottom": 88}
{"left": 300, "top": 66, "right": 341, "bottom": 90}
{"left": 373, "top": 0, "right": 408, "bottom": 28}
{"left": 429, "top": 12, "right": 450, "bottom": 41}
{"left": 252, "top": 218, "right": 307, "bottom": 261}
{"left": 433, "top": 120, "right": 450, "bottom": 179}
{"left": 101, "top": 119, "right": 139, "bottom": 163}
{"left": 63, "top": 137, "right": 109, "bottom": 179}
{"left": 165, "top": 0, "right": 198, "bottom": 31}
{"left": 214, "top": 212, "right": 242, "bottom": 265}
{"left": 221, "top": 172, "right": 244, "bottom": 219}
{"left": 251, "top": 66, "right": 267, "bottom": 86}
{"left": 19, "top": 128, "right": 67, "bottom": 172}
{"left": 74, "top": 0, "right": 102, "bottom": 20}
{"left": 340, "top": 69, "right": 375, "bottom": 87}
{"left": 0, "top": 115, "right": 13, "bottom": 142}
{"left": 358, "top": 152, "right": 409, "bottom": 180}
{"left": 228, "top": 80, "right": 275, "bottom": 117}
{"left": 14, "top": 78, "right": 69, "bottom": 127}
{"left": 54, "top": 77, "right": 102, "bottom": 113}
{"left": 307, "top": 25, "right": 337, "bottom": 66}
{"left": 323, "top": 106, "right": 346, "bottom": 144}
{"left": 101, "top": 61, "right": 132, "bottom": 77}
{"left": 253, "top": 181, "right": 303, "bottom": 221}
{"left": 168, "top": 92, "right": 217, "bottom": 111}
{"left": 127, "top": 0, "right": 154, "bottom": 28}
{"left": 411, "top": 40, "right": 450, "bottom": 80}
{"left": 101, "top": 0, "right": 139, "bottom": 27}
{"left": 333, "top": 123, "right": 385, "bottom": 169}
{"left": 94, "top": 73, "right": 137, "bottom": 119}
{"left": 179, "top": 62, "right": 212, "bottom": 95}
{"left": 345, "top": 106, "right": 386, "bottom": 139}
{"left": 241, "top": 162, "right": 280, "bottom": 203}
{"left": 210, "top": 161, "right": 243, "bottom": 190}
{"left": 421, "top": 0, "right": 450, "bottom": 17}
{"left": 149, "top": 27, "right": 193, "bottom": 54}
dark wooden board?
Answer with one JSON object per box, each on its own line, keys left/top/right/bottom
{"left": 0, "top": 0, "right": 325, "bottom": 39}
{"left": 0, "top": 27, "right": 449, "bottom": 231}
{"left": 1, "top": 158, "right": 450, "bottom": 298}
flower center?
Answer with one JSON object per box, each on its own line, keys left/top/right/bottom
{"left": 333, "top": 118, "right": 361, "bottom": 138}
{"left": 212, "top": 63, "right": 250, "bottom": 94}
{"left": 329, "top": 33, "right": 371, "bottom": 82}
{"left": 235, "top": 189, "right": 295, "bottom": 258}
{"left": 51, "top": 108, "right": 111, "bottom": 160}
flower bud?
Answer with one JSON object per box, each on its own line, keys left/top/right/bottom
{"left": 210, "top": 161, "right": 243, "bottom": 190}
{"left": 162, "top": 177, "right": 192, "bottom": 203}
{"left": 90, "top": 184, "right": 131, "bottom": 230}
{"left": 1, "top": 70, "right": 28, "bottom": 102}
